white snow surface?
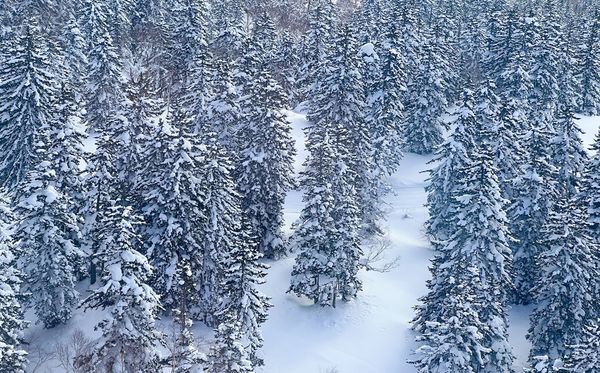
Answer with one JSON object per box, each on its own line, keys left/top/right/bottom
{"left": 23, "top": 112, "right": 600, "bottom": 373}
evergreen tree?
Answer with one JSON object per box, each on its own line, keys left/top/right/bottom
{"left": 15, "top": 103, "right": 84, "bottom": 329}
{"left": 318, "top": 25, "right": 375, "bottom": 235}
{"left": 425, "top": 89, "right": 476, "bottom": 244}
{"left": 415, "top": 88, "right": 514, "bottom": 371}
{"left": 61, "top": 11, "right": 88, "bottom": 100}
{"left": 403, "top": 39, "right": 447, "bottom": 155}
{"left": 578, "top": 11, "right": 600, "bottom": 115}
{"left": 288, "top": 130, "right": 340, "bottom": 305}
{"left": 369, "top": 25, "right": 406, "bottom": 179}
{"left": 206, "top": 63, "right": 241, "bottom": 153}
{"left": 272, "top": 32, "right": 301, "bottom": 100}
{"left": 80, "top": 0, "right": 129, "bottom": 283}
{"left": 0, "top": 192, "right": 27, "bottom": 372}
{"left": 563, "top": 320, "right": 600, "bottom": 372}
{"left": 551, "top": 33, "right": 587, "bottom": 199}
{"left": 253, "top": 11, "right": 277, "bottom": 70}
{"left": 582, "top": 129, "right": 600, "bottom": 239}
{"left": 493, "top": 99, "right": 526, "bottom": 202}
{"left": 106, "top": 0, "right": 133, "bottom": 51}
{"left": 195, "top": 133, "right": 246, "bottom": 326}
{"left": 0, "top": 20, "right": 55, "bottom": 189}
{"left": 551, "top": 100, "right": 588, "bottom": 199}
{"left": 207, "top": 314, "right": 254, "bottom": 373}
{"left": 528, "top": 8, "right": 560, "bottom": 130}
{"left": 509, "top": 122, "right": 557, "bottom": 305}
{"left": 167, "top": 261, "right": 207, "bottom": 373}
{"left": 353, "top": 0, "right": 382, "bottom": 44}
{"left": 76, "top": 204, "right": 164, "bottom": 372}
{"left": 289, "top": 110, "right": 363, "bottom": 306}
{"left": 167, "top": 0, "right": 210, "bottom": 84}
{"left": 413, "top": 276, "right": 489, "bottom": 372}
{"left": 528, "top": 197, "right": 599, "bottom": 363}
{"left": 122, "top": 62, "right": 165, "bottom": 191}
{"left": 295, "top": 0, "right": 336, "bottom": 104}
{"left": 481, "top": 0, "right": 511, "bottom": 83}
{"left": 289, "top": 25, "right": 366, "bottom": 306}
{"left": 184, "top": 32, "right": 214, "bottom": 130}
{"left": 236, "top": 70, "right": 296, "bottom": 259}
{"left": 208, "top": 1, "right": 246, "bottom": 62}
{"left": 217, "top": 215, "right": 271, "bottom": 366}
{"left": 138, "top": 102, "right": 206, "bottom": 310}
{"left": 386, "top": 0, "right": 423, "bottom": 91}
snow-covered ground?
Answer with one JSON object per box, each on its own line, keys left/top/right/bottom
{"left": 24, "top": 112, "right": 600, "bottom": 372}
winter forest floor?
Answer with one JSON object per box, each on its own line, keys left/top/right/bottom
{"left": 24, "top": 111, "right": 600, "bottom": 373}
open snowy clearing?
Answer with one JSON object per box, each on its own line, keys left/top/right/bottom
{"left": 24, "top": 111, "right": 600, "bottom": 373}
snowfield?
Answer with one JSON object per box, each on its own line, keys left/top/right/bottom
{"left": 24, "top": 111, "right": 600, "bottom": 373}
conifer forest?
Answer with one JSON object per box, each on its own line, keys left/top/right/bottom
{"left": 2, "top": 0, "right": 600, "bottom": 372}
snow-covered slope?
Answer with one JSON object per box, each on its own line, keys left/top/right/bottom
{"left": 23, "top": 112, "right": 600, "bottom": 373}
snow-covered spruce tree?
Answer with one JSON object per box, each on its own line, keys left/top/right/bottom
{"left": 183, "top": 25, "right": 215, "bottom": 130}
{"left": 0, "top": 20, "right": 54, "bottom": 189}
{"left": 252, "top": 11, "right": 277, "bottom": 72}
{"left": 121, "top": 61, "right": 165, "bottom": 191}
{"left": 138, "top": 101, "right": 206, "bottom": 311}
{"left": 0, "top": 192, "right": 27, "bottom": 372}
{"left": 60, "top": 11, "right": 88, "bottom": 100}
{"left": 493, "top": 98, "right": 526, "bottom": 202}
{"left": 413, "top": 273, "right": 489, "bottom": 372}
{"left": 368, "top": 15, "right": 406, "bottom": 179}
{"left": 53, "top": 79, "right": 87, "bottom": 226}
{"left": 509, "top": 121, "right": 557, "bottom": 305}
{"left": 207, "top": 1, "right": 246, "bottom": 62}
{"left": 415, "top": 98, "right": 514, "bottom": 372}
{"left": 403, "top": 38, "right": 447, "bottom": 155}
{"left": 195, "top": 133, "right": 248, "bottom": 326}
{"left": 578, "top": 10, "right": 600, "bottom": 115}
{"left": 551, "top": 97, "right": 588, "bottom": 200}
{"left": 430, "top": 16, "right": 459, "bottom": 106}
{"left": 456, "top": 9, "right": 486, "bottom": 83}
{"left": 80, "top": 0, "right": 126, "bottom": 148}
{"left": 166, "top": 0, "right": 210, "bottom": 85}
{"left": 167, "top": 261, "right": 207, "bottom": 373}
{"left": 272, "top": 32, "right": 301, "bottom": 100}
{"left": 318, "top": 25, "right": 376, "bottom": 236}
{"left": 206, "top": 62, "right": 241, "bottom": 153}
{"left": 361, "top": 40, "right": 406, "bottom": 233}
{"left": 106, "top": 0, "right": 133, "bottom": 52}
{"left": 289, "top": 86, "right": 363, "bottom": 306}
{"left": 475, "top": 78, "right": 523, "bottom": 203}
{"left": 15, "top": 98, "right": 85, "bottom": 329}
{"left": 288, "top": 130, "right": 339, "bottom": 306}
{"left": 425, "top": 89, "right": 477, "bottom": 245}
{"left": 358, "top": 42, "right": 380, "bottom": 111}
{"left": 528, "top": 196, "right": 599, "bottom": 363}
{"left": 582, "top": 129, "right": 600, "bottom": 240}
{"left": 207, "top": 313, "right": 253, "bottom": 373}
{"left": 76, "top": 204, "right": 164, "bottom": 372}
{"left": 355, "top": 0, "right": 384, "bottom": 44}
{"left": 550, "top": 34, "right": 588, "bottom": 200}
{"left": 527, "top": 8, "right": 561, "bottom": 131}
{"left": 80, "top": 0, "right": 129, "bottom": 283}
{"left": 384, "top": 0, "right": 423, "bottom": 92}
{"left": 481, "top": 0, "right": 511, "bottom": 83}
{"left": 295, "top": 0, "right": 336, "bottom": 104}
{"left": 216, "top": 213, "right": 271, "bottom": 367}
{"left": 235, "top": 69, "right": 296, "bottom": 259}
{"left": 563, "top": 320, "right": 600, "bottom": 372}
